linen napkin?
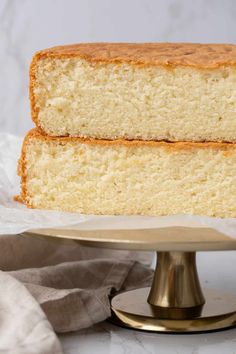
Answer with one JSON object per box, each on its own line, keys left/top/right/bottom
{"left": 0, "top": 233, "right": 153, "bottom": 354}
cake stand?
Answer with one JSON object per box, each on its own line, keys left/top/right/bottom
{"left": 24, "top": 226, "right": 236, "bottom": 333}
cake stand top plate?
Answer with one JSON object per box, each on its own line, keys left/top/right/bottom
{"left": 24, "top": 226, "right": 236, "bottom": 252}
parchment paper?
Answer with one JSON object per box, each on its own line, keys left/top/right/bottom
{"left": 1, "top": 133, "right": 236, "bottom": 239}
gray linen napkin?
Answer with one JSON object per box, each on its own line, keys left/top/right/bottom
{"left": 0, "top": 271, "right": 62, "bottom": 354}
{"left": 0, "top": 234, "right": 153, "bottom": 354}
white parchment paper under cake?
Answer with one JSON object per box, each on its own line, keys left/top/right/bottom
{"left": 1, "top": 132, "right": 236, "bottom": 239}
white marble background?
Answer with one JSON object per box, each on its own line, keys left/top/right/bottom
{"left": 1, "top": 0, "right": 236, "bottom": 135}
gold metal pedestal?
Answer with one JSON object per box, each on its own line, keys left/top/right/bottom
{"left": 110, "top": 251, "right": 236, "bottom": 332}
{"left": 24, "top": 227, "right": 236, "bottom": 333}
{"left": 111, "top": 287, "right": 236, "bottom": 332}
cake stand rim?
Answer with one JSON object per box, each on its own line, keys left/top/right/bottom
{"left": 23, "top": 226, "right": 236, "bottom": 251}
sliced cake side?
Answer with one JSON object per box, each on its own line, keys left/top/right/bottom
{"left": 30, "top": 43, "right": 236, "bottom": 141}
{"left": 18, "top": 129, "right": 236, "bottom": 217}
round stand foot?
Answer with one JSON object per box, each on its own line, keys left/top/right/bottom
{"left": 110, "top": 287, "right": 236, "bottom": 333}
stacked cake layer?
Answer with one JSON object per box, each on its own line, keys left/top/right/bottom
{"left": 31, "top": 43, "right": 236, "bottom": 141}
{"left": 18, "top": 43, "right": 236, "bottom": 217}
{"left": 19, "top": 129, "right": 236, "bottom": 217}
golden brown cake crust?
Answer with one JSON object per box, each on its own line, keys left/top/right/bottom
{"left": 32, "top": 42, "right": 236, "bottom": 67}
{"left": 24, "top": 128, "right": 236, "bottom": 149}
{"left": 18, "top": 128, "right": 236, "bottom": 209}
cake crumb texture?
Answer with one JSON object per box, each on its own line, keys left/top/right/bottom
{"left": 30, "top": 43, "right": 236, "bottom": 141}
{"left": 18, "top": 129, "right": 236, "bottom": 218}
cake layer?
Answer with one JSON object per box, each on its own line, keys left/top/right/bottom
{"left": 18, "top": 129, "right": 236, "bottom": 217}
{"left": 31, "top": 43, "right": 236, "bottom": 141}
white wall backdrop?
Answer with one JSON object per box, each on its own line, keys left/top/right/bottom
{"left": 1, "top": 0, "right": 236, "bottom": 135}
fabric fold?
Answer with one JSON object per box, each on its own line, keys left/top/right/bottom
{"left": 0, "top": 234, "right": 153, "bottom": 353}
{"left": 0, "top": 271, "right": 62, "bottom": 354}
{"left": 10, "top": 259, "right": 153, "bottom": 332}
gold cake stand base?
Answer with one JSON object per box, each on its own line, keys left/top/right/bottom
{"left": 111, "top": 287, "right": 236, "bottom": 333}
{"left": 24, "top": 227, "right": 236, "bottom": 333}
{"left": 110, "top": 251, "right": 236, "bottom": 333}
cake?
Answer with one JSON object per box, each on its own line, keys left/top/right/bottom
{"left": 31, "top": 43, "right": 236, "bottom": 142}
{"left": 17, "top": 129, "right": 236, "bottom": 217}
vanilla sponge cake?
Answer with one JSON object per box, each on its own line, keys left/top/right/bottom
{"left": 18, "top": 129, "right": 236, "bottom": 217}
{"left": 31, "top": 43, "right": 236, "bottom": 142}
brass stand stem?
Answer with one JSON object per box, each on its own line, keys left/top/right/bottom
{"left": 148, "top": 252, "right": 205, "bottom": 319}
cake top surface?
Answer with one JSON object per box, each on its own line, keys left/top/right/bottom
{"left": 35, "top": 42, "right": 236, "bottom": 68}
{"left": 25, "top": 129, "right": 235, "bottom": 151}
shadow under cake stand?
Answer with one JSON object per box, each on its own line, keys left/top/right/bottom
{"left": 24, "top": 226, "right": 236, "bottom": 333}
